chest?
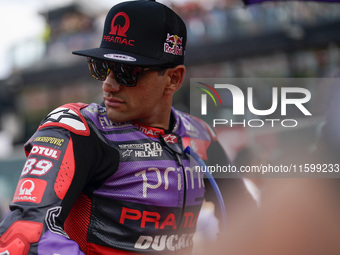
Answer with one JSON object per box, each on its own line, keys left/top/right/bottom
{"left": 95, "top": 136, "right": 205, "bottom": 208}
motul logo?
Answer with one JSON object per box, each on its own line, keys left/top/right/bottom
{"left": 30, "top": 145, "right": 61, "bottom": 160}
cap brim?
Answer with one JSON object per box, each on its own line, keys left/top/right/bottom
{"left": 72, "top": 48, "right": 167, "bottom": 66}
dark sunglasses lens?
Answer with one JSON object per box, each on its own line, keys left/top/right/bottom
{"left": 87, "top": 58, "right": 109, "bottom": 81}
{"left": 114, "top": 64, "right": 140, "bottom": 87}
{"left": 87, "top": 58, "right": 142, "bottom": 86}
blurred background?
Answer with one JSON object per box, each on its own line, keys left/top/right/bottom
{"left": 1, "top": 0, "right": 340, "bottom": 238}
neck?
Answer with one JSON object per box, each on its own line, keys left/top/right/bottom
{"left": 132, "top": 107, "right": 174, "bottom": 138}
{"left": 136, "top": 100, "right": 172, "bottom": 130}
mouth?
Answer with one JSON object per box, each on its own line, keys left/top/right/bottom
{"left": 104, "top": 96, "right": 125, "bottom": 108}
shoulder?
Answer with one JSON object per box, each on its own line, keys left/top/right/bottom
{"left": 173, "top": 108, "right": 217, "bottom": 160}
{"left": 38, "top": 103, "right": 90, "bottom": 136}
{"left": 80, "top": 103, "right": 133, "bottom": 131}
{"left": 174, "top": 108, "right": 217, "bottom": 142}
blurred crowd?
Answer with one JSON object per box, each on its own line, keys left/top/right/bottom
{"left": 40, "top": 1, "right": 340, "bottom": 62}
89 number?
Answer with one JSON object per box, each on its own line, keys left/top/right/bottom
{"left": 21, "top": 158, "right": 53, "bottom": 176}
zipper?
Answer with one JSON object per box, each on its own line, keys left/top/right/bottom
{"left": 175, "top": 152, "right": 187, "bottom": 229}
{"left": 160, "top": 134, "right": 188, "bottom": 230}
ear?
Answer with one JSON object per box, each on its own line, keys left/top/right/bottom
{"left": 164, "top": 65, "right": 186, "bottom": 96}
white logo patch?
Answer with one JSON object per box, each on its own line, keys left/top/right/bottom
{"left": 44, "top": 107, "right": 86, "bottom": 131}
{"left": 104, "top": 54, "right": 136, "bottom": 62}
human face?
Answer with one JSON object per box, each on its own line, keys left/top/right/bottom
{"left": 102, "top": 68, "right": 171, "bottom": 128}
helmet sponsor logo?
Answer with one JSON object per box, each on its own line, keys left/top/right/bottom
{"left": 119, "top": 142, "right": 163, "bottom": 159}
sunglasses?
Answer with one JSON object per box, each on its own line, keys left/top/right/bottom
{"left": 87, "top": 58, "right": 173, "bottom": 87}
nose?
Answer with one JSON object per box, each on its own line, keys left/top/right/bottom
{"left": 102, "top": 71, "right": 121, "bottom": 92}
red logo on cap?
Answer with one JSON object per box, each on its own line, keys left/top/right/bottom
{"left": 110, "top": 12, "right": 130, "bottom": 37}
{"left": 104, "top": 12, "right": 135, "bottom": 46}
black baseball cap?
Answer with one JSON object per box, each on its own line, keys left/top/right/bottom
{"left": 72, "top": 0, "right": 187, "bottom": 66}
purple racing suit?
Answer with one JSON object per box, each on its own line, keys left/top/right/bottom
{"left": 0, "top": 103, "right": 252, "bottom": 255}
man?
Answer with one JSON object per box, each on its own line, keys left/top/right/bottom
{"left": 0, "top": 1, "right": 253, "bottom": 254}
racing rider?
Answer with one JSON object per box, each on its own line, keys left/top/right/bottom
{"left": 0, "top": 1, "right": 253, "bottom": 254}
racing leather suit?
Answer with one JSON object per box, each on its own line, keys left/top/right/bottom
{"left": 0, "top": 103, "right": 250, "bottom": 255}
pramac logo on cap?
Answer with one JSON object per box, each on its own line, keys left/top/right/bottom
{"left": 110, "top": 12, "right": 130, "bottom": 37}
{"left": 103, "top": 12, "right": 135, "bottom": 46}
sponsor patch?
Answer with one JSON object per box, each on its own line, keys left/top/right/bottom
{"left": 162, "top": 134, "right": 178, "bottom": 144}
{"left": 102, "top": 12, "right": 135, "bottom": 46}
{"left": 122, "top": 149, "right": 133, "bottom": 158}
{"left": 119, "top": 142, "right": 163, "bottom": 159}
{"left": 39, "top": 103, "right": 90, "bottom": 136}
{"left": 134, "top": 122, "right": 165, "bottom": 138}
{"left": 164, "top": 33, "right": 183, "bottom": 56}
{"left": 13, "top": 178, "right": 47, "bottom": 204}
{"left": 33, "top": 136, "right": 64, "bottom": 147}
{"left": 104, "top": 54, "right": 137, "bottom": 62}
{"left": 30, "top": 145, "right": 61, "bottom": 160}
{"left": 43, "top": 107, "right": 87, "bottom": 131}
